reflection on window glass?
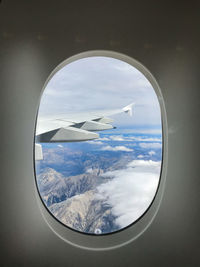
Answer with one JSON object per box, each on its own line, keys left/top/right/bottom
{"left": 35, "top": 56, "right": 162, "bottom": 235}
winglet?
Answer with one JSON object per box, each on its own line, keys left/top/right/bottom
{"left": 122, "top": 103, "right": 134, "bottom": 116}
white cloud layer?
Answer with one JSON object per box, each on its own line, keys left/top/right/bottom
{"left": 101, "top": 145, "right": 133, "bottom": 152}
{"left": 86, "top": 168, "right": 93, "bottom": 174}
{"left": 109, "top": 135, "right": 126, "bottom": 141}
{"left": 87, "top": 140, "right": 103, "bottom": 145}
{"left": 148, "top": 150, "right": 156, "bottom": 156}
{"left": 95, "top": 133, "right": 162, "bottom": 143}
{"left": 97, "top": 134, "right": 162, "bottom": 143}
{"left": 57, "top": 144, "right": 63, "bottom": 148}
{"left": 139, "top": 142, "right": 162, "bottom": 149}
{"left": 129, "top": 136, "right": 161, "bottom": 142}
{"left": 96, "top": 160, "right": 161, "bottom": 228}
{"left": 98, "top": 137, "right": 110, "bottom": 141}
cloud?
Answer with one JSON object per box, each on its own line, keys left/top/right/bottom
{"left": 99, "top": 135, "right": 133, "bottom": 142}
{"left": 137, "top": 155, "right": 144, "bottom": 158}
{"left": 148, "top": 150, "right": 156, "bottom": 156}
{"left": 57, "top": 144, "right": 63, "bottom": 148}
{"left": 96, "top": 160, "right": 161, "bottom": 228}
{"left": 86, "top": 168, "right": 93, "bottom": 173}
{"left": 87, "top": 141, "right": 103, "bottom": 145}
{"left": 109, "top": 135, "right": 125, "bottom": 141}
{"left": 98, "top": 137, "right": 110, "bottom": 141}
{"left": 101, "top": 145, "right": 133, "bottom": 152}
{"left": 129, "top": 136, "right": 162, "bottom": 142}
{"left": 113, "top": 128, "right": 162, "bottom": 135}
{"left": 139, "top": 142, "right": 162, "bottom": 149}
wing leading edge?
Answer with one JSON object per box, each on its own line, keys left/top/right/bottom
{"left": 35, "top": 103, "right": 134, "bottom": 160}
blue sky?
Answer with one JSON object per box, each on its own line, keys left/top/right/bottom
{"left": 38, "top": 56, "right": 162, "bottom": 129}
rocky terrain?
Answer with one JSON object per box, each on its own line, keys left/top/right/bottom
{"left": 37, "top": 167, "right": 119, "bottom": 233}
{"left": 35, "top": 132, "right": 162, "bottom": 234}
{"left": 49, "top": 190, "right": 118, "bottom": 234}
{"left": 37, "top": 168, "right": 111, "bottom": 205}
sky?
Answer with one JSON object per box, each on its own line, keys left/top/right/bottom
{"left": 38, "top": 56, "right": 162, "bottom": 129}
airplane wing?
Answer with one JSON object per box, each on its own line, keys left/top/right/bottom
{"left": 35, "top": 103, "right": 134, "bottom": 160}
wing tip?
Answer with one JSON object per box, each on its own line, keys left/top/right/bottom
{"left": 122, "top": 103, "right": 134, "bottom": 116}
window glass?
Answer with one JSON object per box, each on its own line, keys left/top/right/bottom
{"left": 35, "top": 56, "right": 162, "bottom": 235}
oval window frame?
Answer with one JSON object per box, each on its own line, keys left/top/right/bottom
{"left": 34, "top": 50, "right": 168, "bottom": 251}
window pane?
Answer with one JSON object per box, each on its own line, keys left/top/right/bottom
{"left": 35, "top": 56, "right": 163, "bottom": 235}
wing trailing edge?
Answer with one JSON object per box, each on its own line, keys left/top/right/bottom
{"left": 36, "top": 126, "right": 99, "bottom": 143}
{"left": 73, "top": 120, "right": 113, "bottom": 131}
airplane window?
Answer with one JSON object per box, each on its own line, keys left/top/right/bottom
{"left": 34, "top": 53, "right": 163, "bottom": 236}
